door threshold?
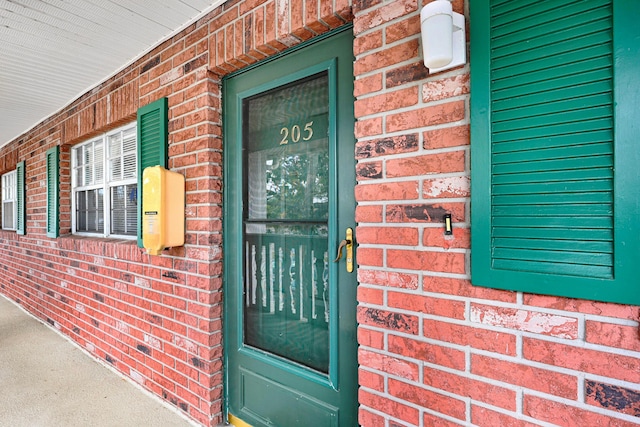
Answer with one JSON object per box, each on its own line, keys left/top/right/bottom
{"left": 229, "top": 413, "right": 253, "bottom": 427}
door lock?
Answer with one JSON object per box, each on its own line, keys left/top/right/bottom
{"left": 333, "top": 228, "right": 354, "bottom": 273}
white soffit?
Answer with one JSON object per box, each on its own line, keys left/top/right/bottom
{"left": 0, "top": 0, "right": 227, "bottom": 147}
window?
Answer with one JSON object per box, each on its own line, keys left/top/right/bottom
{"left": 2, "top": 170, "right": 16, "bottom": 230}
{"left": 72, "top": 124, "right": 138, "bottom": 237}
{"left": 470, "top": 0, "right": 639, "bottom": 305}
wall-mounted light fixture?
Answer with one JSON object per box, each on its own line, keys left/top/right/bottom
{"left": 420, "top": 0, "right": 466, "bottom": 73}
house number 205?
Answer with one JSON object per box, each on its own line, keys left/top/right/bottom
{"left": 280, "top": 121, "right": 313, "bottom": 145}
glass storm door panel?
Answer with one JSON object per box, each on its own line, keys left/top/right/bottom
{"left": 224, "top": 28, "right": 357, "bottom": 427}
{"left": 244, "top": 72, "right": 331, "bottom": 373}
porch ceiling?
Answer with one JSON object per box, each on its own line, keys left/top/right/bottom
{"left": 0, "top": 0, "right": 226, "bottom": 148}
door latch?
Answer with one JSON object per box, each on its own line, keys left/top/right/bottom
{"left": 333, "top": 228, "right": 354, "bottom": 273}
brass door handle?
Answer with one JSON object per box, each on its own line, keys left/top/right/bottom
{"left": 333, "top": 228, "right": 354, "bottom": 273}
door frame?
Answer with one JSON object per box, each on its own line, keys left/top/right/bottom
{"left": 221, "top": 25, "right": 357, "bottom": 426}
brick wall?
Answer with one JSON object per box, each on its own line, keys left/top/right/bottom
{"left": 0, "top": 22, "right": 224, "bottom": 427}
{"left": 353, "top": 1, "right": 640, "bottom": 426}
{"left": 0, "top": 2, "right": 352, "bottom": 426}
{"left": 1, "top": 0, "right": 639, "bottom": 426}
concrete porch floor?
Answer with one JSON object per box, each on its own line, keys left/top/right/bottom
{"left": 0, "top": 294, "right": 197, "bottom": 427}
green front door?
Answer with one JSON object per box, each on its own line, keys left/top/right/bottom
{"left": 223, "top": 28, "right": 357, "bottom": 427}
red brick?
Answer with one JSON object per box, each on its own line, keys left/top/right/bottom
{"left": 360, "top": 368, "right": 384, "bottom": 391}
{"left": 471, "top": 406, "right": 540, "bottom": 427}
{"left": 355, "top": 86, "right": 418, "bottom": 118}
{"left": 523, "top": 295, "right": 640, "bottom": 321}
{"left": 388, "top": 378, "right": 466, "bottom": 420}
{"left": 471, "top": 353, "right": 577, "bottom": 399}
{"left": 386, "top": 62, "right": 430, "bottom": 89}
{"left": 358, "top": 327, "right": 385, "bottom": 349}
{"left": 358, "top": 286, "right": 384, "bottom": 305}
{"left": 388, "top": 292, "right": 465, "bottom": 319}
{"left": 357, "top": 269, "right": 419, "bottom": 290}
{"left": 353, "top": 30, "right": 383, "bottom": 56}
{"left": 423, "top": 124, "right": 470, "bottom": 149}
{"left": 354, "top": 0, "right": 418, "bottom": 35}
{"left": 423, "top": 319, "right": 516, "bottom": 355}
{"left": 359, "top": 408, "right": 386, "bottom": 427}
{"left": 240, "top": 0, "right": 268, "bottom": 16}
{"left": 356, "top": 247, "right": 384, "bottom": 267}
{"left": 387, "top": 249, "right": 466, "bottom": 274}
{"left": 356, "top": 226, "right": 419, "bottom": 246}
{"left": 388, "top": 335, "right": 465, "bottom": 371}
{"left": 355, "top": 205, "right": 383, "bottom": 223}
{"left": 524, "top": 395, "right": 638, "bottom": 427}
{"left": 355, "top": 181, "right": 419, "bottom": 201}
{"left": 424, "top": 366, "right": 516, "bottom": 410}
{"left": 359, "top": 389, "right": 419, "bottom": 426}
{"left": 471, "top": 304, "right": 579, "bottom": 339}
{"left": 355, "top": 40, "right": 420, "bottom": 75}
{"left": 359, "top": 349, "right": 419, "bottom": 381}
{"left": 586, "top": 321, "right": 640, "bottom": 352}
{"left": 386, "top": 15, "right": 420, "bottom": 43}
{"left": 354, "top": 73, "right": 383, "bottom": 97}
{"left": 389, "top": 99, "right": 466, "bottom": 132}
{"left": 387, "top": 150, "right": 465, "bottom": 177}
{"left": 355, "top": 117, "right": 383, "bottom": 138}
{"left": 423, "top": 227, "right": 470, "bottom": 249}
{"left": 523, "top": 338, "right": 640, "bottom": 383}
{"left": 422, "top": 275, "right": 517, "bottom": 302}
{"left": 358, "top": 306, "right": 419, "bottom": 335}
{"left": 423, "top": 412, "right": 467, "bottom": 427}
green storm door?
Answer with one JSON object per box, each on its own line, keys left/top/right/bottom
{"left": 223, "top": 28, "right": 357, "bottom": 427}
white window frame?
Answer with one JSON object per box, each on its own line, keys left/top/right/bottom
{"left": 1, "top": 170, "right": 17, "bottom": 230}
{"left": 71, "top": 123, "right": 137, "bottom": 239}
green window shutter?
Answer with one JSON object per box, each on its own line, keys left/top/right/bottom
{"left": 470, "top": 0, "right": 640, "bottom": 305}
{"left": 16, "top": 161, "right": 25, "bottom": 235}
{"left": 136, "top": 97, "right": 168, "bottom": 247}
{"left": 46, "top": 147, "right": 59, "bottom": 238}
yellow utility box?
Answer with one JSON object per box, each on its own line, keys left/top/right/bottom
{"left": 142, "top": 166, "right": 185, "bottom": 255}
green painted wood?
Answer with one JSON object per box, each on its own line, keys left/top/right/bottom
{"left": 136, "top": 97, "right": 168, "bottom": 247}
{"left": 16, "top": 161, "right": 25, "bottom": 235}
{"left": 492, "top": 130, "right": 612, "bottom": 153}
{"left": 223, "top": 27, "right": 357, "bottom": 426}
{"left": 492, "top": 227, "right": 612, "bottom": 241}
{"left": 470, "top": 0, "right": 640, "bottom": 304}
{"left": 493, "top": 238, "right": 612, "bottom": 254}
{"left": 45, "top": 147, "right": 59, "bottom": 238}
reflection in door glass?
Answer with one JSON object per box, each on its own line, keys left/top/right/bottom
{"left": 243, "top": 72, "right": 330, "bottom": 373}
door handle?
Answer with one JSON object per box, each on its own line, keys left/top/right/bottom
{"left": 333, "top": 228, "right": 354, "bottom": 273}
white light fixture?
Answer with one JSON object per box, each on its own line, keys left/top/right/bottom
{"left": 420, "top": 0, "right": 466, "bottom": 73}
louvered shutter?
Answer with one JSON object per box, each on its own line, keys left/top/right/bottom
{"left": 136, "top": 97, "right": 168, "bottom": 247}
{"left": 46, "top": 147, "right": 59, "bottom": 238}
{"left": 470, "top": 0, "right": 640, "bottom": 305}
{"left": 16, "top": 161, "right": 25, "bottom": 235}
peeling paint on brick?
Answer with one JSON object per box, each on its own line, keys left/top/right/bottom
{"left": 586, "top": 381, "right": 640, "bottom": 417}
{"left": 358, "top": 307, "right": 418, "bottom": 334}
{"left": 141, "top": 56, "right": 160, "bottom": 73}
{"left": 355, "top": 134, "right": 418, "bottom": 159}
{"left": 136, "top": 345, "right": 150, "bottom": 355}
{"left": 471, "top": 305, "right": 578, "bottom": 339}
{"left": 387, "top": 204, "right": 448, "bottom": 223}
{"left": 162, "top": 271, "right": 179, "bottom": 280}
